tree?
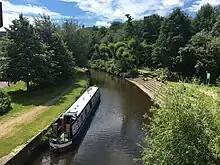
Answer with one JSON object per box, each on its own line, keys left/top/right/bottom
{"left": 0, "top": 37, "right": 9, "bottom": 80}
{"left": 153, "top": 8, "right": 192, "bottom": 71}
{"left": 109, "top": 21, "right": 123, "bottom": 31}
{"left": 141, "top": 42, "right": 154, "bottom": 67}
{"left": 108, "top": 43, "right": 116, "bottom": 58}
{"left": 142, "top": 14, "right": 163, "bottom": 44}
{"left": 179, "top": 31, "right": 220, "bottom": 83}
{"left": 128, "top": 38, "right": 144, "bottom": 65}
{"left": 34, "top": 14, "right": 56, "bottom": 43}
{"left": 211, "top": 16, "right": 220, "bottom": 37}
{"left": 99, "top": 43, "right": 109, "bottom": 60}
{"left": 193, "top": 3, "right": 216, "bottom": 33}
{"left": 125, "top": 14, "right": 134, "bottom": 39}
{"left": 142, "top": 86, "right": 220, "bottom": 164}
{"left": 49, "top": 33, "right": 74, "bottom": 80}
{"left": 59, "top": 19, "right": 92, "bottom": 66}
{"left": 5, "top": 14, "right": 45, "bottom": 90}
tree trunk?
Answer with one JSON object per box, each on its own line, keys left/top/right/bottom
{"left": 26, "top": 80, "right": 30, "bottom": 91}
{"left": 26, "top": 74, "right": 30, "bottom": 91}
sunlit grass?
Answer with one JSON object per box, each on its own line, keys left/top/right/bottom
{"left": 0, "top": 71, "right": 86, "bottom": 120}
{"left": 0, "top": 71, "right": 88, "bottom": 157}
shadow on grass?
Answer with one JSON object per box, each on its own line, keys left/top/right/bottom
{"left": 6, "top": 71, "right": 87, "bottom": 108}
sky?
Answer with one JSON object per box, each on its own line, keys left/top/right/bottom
{"left": 0, "top": 0, "right": 220, "bottom": 31}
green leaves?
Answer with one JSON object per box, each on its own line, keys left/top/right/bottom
{"left": 153, "top": 8, "right": 192, "bottom": 71}
{"left": 142, "top": 86, "right": 220, "bottom": 165}
{"left": 194, "top": 4, "right": 216, "bottom": 33}
{"left": 0, "top": 89, "right": 11, "bottom": 115}
{"left": 179, "top": 32, "right": 220, "bottom": 83}
{"left": 1, "top": 14, "right": 76, "bottom": 90}
{"left": 142, "top": 14, "right": 163, "bottom": 44}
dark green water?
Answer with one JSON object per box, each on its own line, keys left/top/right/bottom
{"left": 31, "top": 70, "right": 152, "bottom": 165}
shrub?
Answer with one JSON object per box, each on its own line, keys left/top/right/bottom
{"left": 0, "top": 89, "right": 11, "bottom": 114}
{"left": 154, "top": 68, "right": 169, "bottom": 80}
{"left": 142, "top": 85, "right": 220, "bottom": 165}
{"left": 167, "top": 71, "right": 180, "bottom": 81}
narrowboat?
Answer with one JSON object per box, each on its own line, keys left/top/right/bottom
{"left": 49, "top": 86, "right": 101, "bottom": 151}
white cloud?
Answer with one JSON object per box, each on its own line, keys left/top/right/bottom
{"left": 61, "top": 0, "right": 185, "bottom": 21}
{"left": 0, "top": 1, "right": 68, "bottom": 31}
{"left": 95, "top": 21, "right": 111, "bottom": 27}
{"left": 188, "top": 0, "right": 220, "bottom": 12}
{"left": 163, "top": 0, "right": 184, "bottom": 7}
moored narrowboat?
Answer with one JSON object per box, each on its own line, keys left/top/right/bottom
{"left": 49, "top": 86, "right": 101, "bottom": 151}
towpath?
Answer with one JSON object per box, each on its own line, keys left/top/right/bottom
{"left": 0, "top": 84, "right": 74, "bottom": 138}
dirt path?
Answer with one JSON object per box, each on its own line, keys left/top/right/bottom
{"left": 0, "top": 84, "right": 74, "bottom": 138}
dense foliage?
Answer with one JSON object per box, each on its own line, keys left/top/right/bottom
{"left": 0, "top": 4, "right": 219, "bottom": 85}
{"left": 0, "top": 14, "right": 82, "bottom": 90}
{"left": 142, "top": 86, "right": 220, "bottom": 164}
{"left": 0, "top": 2, "right": 219, "bottom": 163}
{"left": 88, "top": 4, "right": 220, "bottom": 83}
{"left": 0, "top": 89, "right": 11, "bottom": 114}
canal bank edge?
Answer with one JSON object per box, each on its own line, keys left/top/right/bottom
{"left": 126, "top": 78, "right": 154, "bottom": 99}
{"left": 0, "top": 70, "right": 91, "bottom": 165}
{"left": 125, "top": 77, "right": 164, "bottom": 106}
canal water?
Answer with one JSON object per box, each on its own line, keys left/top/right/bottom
{"left": 31, "top": 71, "right": 152, "bottom": 165}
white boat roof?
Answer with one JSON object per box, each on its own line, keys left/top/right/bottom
{"left": 64, "top": 86, "right": 99, "bottom": 117}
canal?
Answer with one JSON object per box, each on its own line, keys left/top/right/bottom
{"left": 31, "top": 70, "right": 152, "bottom": 165}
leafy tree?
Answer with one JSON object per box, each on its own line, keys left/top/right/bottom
{"left": 211, "top": 16, "right": 220, "bottom": 37}
{"left": 141, "top": 42, "right": 154, "bottom": 67}
{"left": 59, "top": 19, "right": 93, "bottom": 66}
{"left": 153, "top": 8, "right": 192, "bottom": 71}
{"left": 142, "top": 14, "right": 163, "bottom": 44}
{"left": 193, "top": 3, "right": 216, "bottom": 32}
{"left": 108, "top": 43, "right": 116, "bottom": 58}
{"left": 128, "top": 38, "right": 144, "bottom": 65}
{"left": 115, "top": 41, "right": 127, "bottom": 51}
{"left": 34, "top": 14, "right": 56, "bottom": 43}
{"left": 125, "top": 14, "right": 134, "bottom": 39}
{"left": 0, "top": 37, "right": 9, "bottom": 80}
{"left": 179, "top": 31, "right": 220, "bottom": 83}
{"left": 48, "top": 33, "right": 74, "bottom": 80}
{"left": 109, "top": 21, "right": 123, "bottom": 31}
{"left": 99, "top": 43, "right": 109, "bottom": 60}
{"left": 5, "top": 14, "right": 45, "bottom": 90}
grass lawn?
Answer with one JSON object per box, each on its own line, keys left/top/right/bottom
{"left": 0, "top": 70, "right": 88, "bottom": 157}
{"left": 167, "top": 81, "right": 220, "bottom": 102}
{"left": 0, "top": 70, "right": 87, "bottom": 121}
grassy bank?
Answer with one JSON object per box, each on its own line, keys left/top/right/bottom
{"left": 167, "top": 81, "right": 220, "bottom": 99}
{"left": 0, "top": 70, "right": 88, "bottom": 157}
{"left": 0, "top": 71, "right": 87, "bottom": 120}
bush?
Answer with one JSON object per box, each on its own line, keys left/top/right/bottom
{"left": 142, "top": 85, "right": 220, "bottom": 165}
{"left": 167, "top": 71, "right": 180, "bottom": 81}
{"left": 154, "top": 68, "right": 169, "bottom": 80}
{"left": 0, "top": 89, "right": 11, "bottom": 114}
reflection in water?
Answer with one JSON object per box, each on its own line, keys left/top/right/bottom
{"left": 31, "top": 70, "right": 152, "bottom": 165}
